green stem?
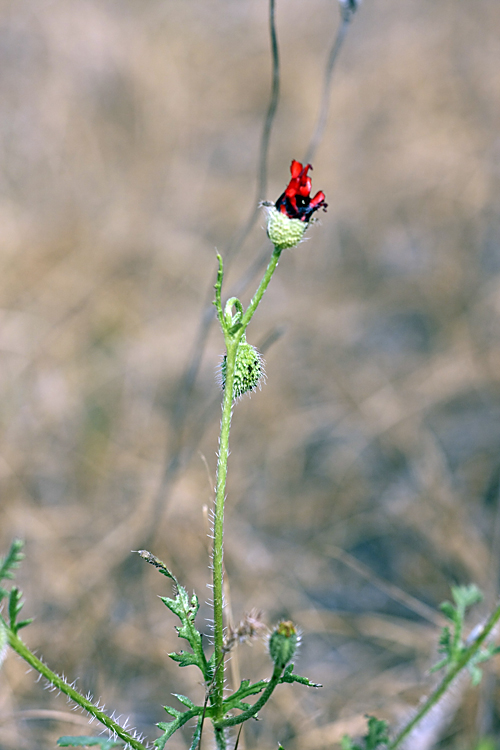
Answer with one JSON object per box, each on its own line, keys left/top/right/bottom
{"left": 211, "top": 245, "right": 282, "bottom": 721}
{"left": 239, "top": 247, "right": 281, "bottom": 331}
{"left": 214, "top": 726, "right": 227, "bottom": 750}
{"left": 6, "top": 628, "right": 147, "bottom": 750}
{"left": 389, "top": 603, "right": 500, "bottom": 749}
{"left": 215, "top": 665, "right": 283, "bottom": 729}
{"left": 213, "top": 341, "right": 238, "bottom": 717}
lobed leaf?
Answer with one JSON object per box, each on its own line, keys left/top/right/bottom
{"left": 341, "top": 716, "right": 389, "bottom": 750}
{"left": 0, "top": 540, "right": 25, "bottom": 604}
{"left": 156, "top": 707, "right": 200, "bottom": 749}
{"left": 280, "top": 664, "right": 322, "bottom": 688}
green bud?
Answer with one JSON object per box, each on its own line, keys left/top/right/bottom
{"left": 220, "top": 340, "right": 264, "bottom": 400}
{"left": 266, "top": 206, "right": 307, "bottom": 251}
{"left": 269, "top": 620, "right": 298, "bottom": 668}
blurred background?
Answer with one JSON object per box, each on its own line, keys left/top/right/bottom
{"left": 1, "top": 0, "right": 500, "bottom": 748}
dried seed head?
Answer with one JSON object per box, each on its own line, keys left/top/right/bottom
{"left": 223, "top": 609, "right": 267, "bottom": 653}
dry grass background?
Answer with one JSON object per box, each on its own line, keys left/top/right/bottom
{"left": 1, "top": 0, "right": 500, "bottom": 748}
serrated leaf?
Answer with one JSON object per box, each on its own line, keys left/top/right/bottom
{"left": 57, "top": 737, "right": 123, "bottom": 749}
{"left": 222, "top": 678, "right": 268, "bottom": 712}
{"left": 430, "top": 657, "right": 448, "bottom": 674}
{"left": 339, "top": 717, "right": 388, "bottom": 750}
{"left": 0, "top": 540, "right": 24, "bottom": 587}
{"left": 188, "top": 716, "right": 204, "bottom": 750}
{"left": 8, "top": 587, "right": 30, "bottom": 635}
{"left": 15, "top": 618, "right": 33, "bottom": 631}
{"left": 160, "top": 583, "right": 207, "bottom": 679}
{"left": 364, "top": 716, "right": 389, "bottom": 748}
{"left": 438, "top": 626, "right": 451, "bottom": 646}
{"left": 451, "top": 584, "right": 483, "bottom": 610}
{"left": 168, "top": 651, "right": 200, "bottom": 668}
{"left": 156, "top": 707, "right": 199, "bottom": 749}
{"left": 280, "top": 664, "right": 322, "bottom": 688}
{"left": 172, "top": 694, "right": 196, "bottom": 709}
{"left": 469, "top": 664, "right": 483, "bottom": 686}
{"left": 439, "top": 601, "right": 456, "bottom": 620}
{"left": 135, "top": 550, "right": 177, "bottom": 583}
{"left": 162, "top": 706, "right": 182, "bottom": 719}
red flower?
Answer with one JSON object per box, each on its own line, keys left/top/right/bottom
{"left": 275, "top": 160, "right": 327, "bottom": 222}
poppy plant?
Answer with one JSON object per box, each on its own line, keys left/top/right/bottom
{"left": 275, "top": 160, "right": 327, "bottom": 222}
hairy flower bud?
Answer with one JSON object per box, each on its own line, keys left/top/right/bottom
{"left": 220, "top": 340, "right": 264, "bottom": 400}
{"left": 266, "top": 207, "right": 308, "bottom": 251}
{"left": 269, "top": 620, "right": 298, "bottom": 668}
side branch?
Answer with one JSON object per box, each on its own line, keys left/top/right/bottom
{"left": 6, "top": 630, "right": 148, "bottom": 750}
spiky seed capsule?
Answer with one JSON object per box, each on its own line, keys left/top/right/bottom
{"left": 269, "top": 620, "right": 298, "bottom": 668}
{"left": 266, "top": 206, "right": 307, "bottom": 251}
{"left": 220, "top": 342, "right": 264, "bottom": 400}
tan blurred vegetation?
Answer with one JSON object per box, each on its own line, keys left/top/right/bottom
{"left": 1, "top": 0, "right": 500, "bottom": 748}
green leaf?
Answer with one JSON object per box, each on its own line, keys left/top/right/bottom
{"left": 156, "top": 707, "right": 200, "bottom": 749}
{"left": 57, "top": 737, "right": 123, "bottom": 749}
{"left": 364, "top": 716, "right": 389, "bottom": 748}
{"left": 188, "top": 716, "right": 204, "bottom": 750}
{"left": 223, "top": 679, "right": 266, "bottom": 704}
{"left": 469, "top": 664, "right": 483, "bottom": 686}
{"left": 279, "top": 664, "right": 322, "bottom": 688}
{"left": 138, "top": 550, "right": 208, "bottom": 680}
{"left": 430, "top": 657, "right": 448, "bottom": 674}
{"left": 168, "top": 651, "right": 200, "bottom": 668}
{"left": 451, "top": 584, "right": 482, "bottom": 610}
{"left": 8, "top": 587, "right": 32, "bottom": 635}
{"left": 340, "top": 716, "right": 389, "bottom": 750}
{"left": 439, "top": 601, "right": 456, "bottom": 620}
{"left": 159, "top": 585, "right": 208, "bottom": 678}
{"left": 135, "top": 550, "right": 177, "bottom": 583}
{"left": 172, "top": 694, "right": 196, "bottom": 709}
{"left": 0, "top": 540, "right": 24, "bottom": 604}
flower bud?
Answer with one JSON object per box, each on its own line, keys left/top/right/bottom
{"left": 269, "top": 620, "right": 298, "bottom": 668}
{"left": 220, "top": 340, "right": 264, "bottom": 400}
{"left": 266, "top": 207, "right": 307, "bottom": 251}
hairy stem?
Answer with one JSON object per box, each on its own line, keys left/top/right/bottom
{"left": 212, "top": 246, "right": 282, "bottom": 720}
{"left": 239, "top": 247, "right": 281, "bottom": 331}
{"left": 213, "top": 341, "right": 238, "bottom": 717}
{"left": 389, "top": 603, "right": 500, "bottom": 749}
{"left": 6, "top": 629, "right": 147, "bottom": 750}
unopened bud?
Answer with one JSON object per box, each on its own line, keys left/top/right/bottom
{"left": 269, "top": 620, "right": 298, "bottom": 668}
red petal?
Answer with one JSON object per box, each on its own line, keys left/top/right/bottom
{"left": 290, "top": 160, "right": 303, "bottom": 178}
{"left": 309, "top": 191, "right": 326, "bottom": 208}
{"left": 298, "top": 177, "right": 312, "bottom": 196}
